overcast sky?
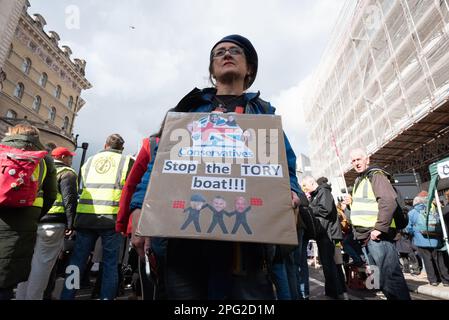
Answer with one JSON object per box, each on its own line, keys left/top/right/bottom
{"left": 29, "top": 0, "right": 345, "bottom": 167}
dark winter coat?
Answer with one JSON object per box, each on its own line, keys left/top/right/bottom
{"left": 0, "top": 134, "right": 57, "bottom": 288}
{"left": 40, "top": 160, "right": 78, "bottom": 229}
{"left": 310, "top": 183, "right": 343, "bottom": 241}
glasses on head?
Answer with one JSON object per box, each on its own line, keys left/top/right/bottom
{"left": 212, "top": 46, "right": 244, "bottom": 59}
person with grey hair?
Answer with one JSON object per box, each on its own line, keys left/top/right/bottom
{"left": 406, "top": 191, "right": 449, "bottom": 286}
{"left": 301, "top": 176, "right": 345, "bottom": 299}
{"left": 345, "top": 148, "right": 410, "bottom": 300}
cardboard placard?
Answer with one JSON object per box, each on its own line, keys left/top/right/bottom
{"left": 137, "top": 112, "right": 298, "bottom": 245}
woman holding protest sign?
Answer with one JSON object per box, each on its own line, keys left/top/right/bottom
{"left": 130, "top": 35, "right": 306, "bottom": 300}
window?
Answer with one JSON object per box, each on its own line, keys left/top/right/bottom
{"left": 54, "top": 85, "right": 61, "bottom": 99}
{"left": 63, "top": 116, "right": 70, "bottom": 131}
{"left": 45, "top": 56, "right": 52, "bottom": 66}
{"left": 28, "top": 41, "right": 38, "bottom": 53}
{"left": 49, "top": 107, "right": 56, "bottom": 122}
{"left": 22, "top": 58, "right": 31, "bottom": 74}
{"left": 6, "top": 110, "right": 17, "bottom": 119}
{"left": 14, "top": 83, "right": 24, "bottom": 100}
{"left": 67, "top": 96, "right": 73, "bottom": 109}
{"left": 39, "top": 73, "right": 48, "bottom": 88}
{"left": 32, "top": 96, "right": 41, "bottom": 112}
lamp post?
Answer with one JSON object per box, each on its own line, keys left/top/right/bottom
{"left": 75, "top": 138, "right": 89, "bottom": 192}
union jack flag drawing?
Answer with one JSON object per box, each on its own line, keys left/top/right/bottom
{"left": 191, "top": 116, "right": 244, "bottom": 148}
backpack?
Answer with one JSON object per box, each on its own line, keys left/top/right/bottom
{"left": 414, "top": 206, "right": 442, "bottom": 236}
{"left": 0, "top": 144, "right": 47, "bottom": 207}
{"left": 366, "top": 169, "right": 409, "bottom": 230}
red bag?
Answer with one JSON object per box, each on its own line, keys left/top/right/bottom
{"left": 0, "top": 144, "right": 47, "bottom": 207}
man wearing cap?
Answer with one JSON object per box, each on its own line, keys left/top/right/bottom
{"left": 16, "top": 147, "right": 77, "bottom": 300}
{"left": 132, "top": 34, "right": 307, "bottom": 299}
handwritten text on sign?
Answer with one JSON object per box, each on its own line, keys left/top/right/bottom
{"left": 163, "top": 161, "right": 282, "bottom": 193}
{"left": 192, "top": 176, "right": 246, "bottom": 192}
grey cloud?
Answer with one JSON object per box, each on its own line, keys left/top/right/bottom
{"left": 30, "top": 0, "right": 345, "bottom": 170}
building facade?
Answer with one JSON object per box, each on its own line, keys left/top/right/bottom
{"left": 0, "top": 0, "right": 26, "bottom": 83}
{"left": 296, "top": 153, "right": 313, "bottom": 184}
{"left": 0, "top": 0, "right": 91, "bottom": 150}
{"left": 306, "top": 0, "right": 449, "bottom": 189}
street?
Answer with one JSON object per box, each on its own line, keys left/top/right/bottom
{"left": 307, "top": 265, "right": 441, "bottom": 300}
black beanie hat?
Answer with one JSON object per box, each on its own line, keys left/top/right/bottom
{"left": 211, "top": 34, "right": 258, "bottom": 88}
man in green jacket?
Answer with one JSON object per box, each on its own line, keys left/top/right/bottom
{"left": 0, "top": 123, "right": 57, "bottom": 300}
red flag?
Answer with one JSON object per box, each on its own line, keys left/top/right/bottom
{"left": 172, "top": 200, "right": 185, "bottom": 209}
{"left": 250, "top": 198, "right": 263, "bottom": 206}
{"left": 330, "top": 130, "right": 340, "bottom": 158}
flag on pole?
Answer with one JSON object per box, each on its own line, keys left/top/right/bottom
{"left": 330, "top": 130, "right": 340, "bottom": 158}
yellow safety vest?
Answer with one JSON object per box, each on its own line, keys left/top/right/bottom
{"left": 77, "top": 151, "right": 131, "bottom": 215}
{"left": 48, "top": 166, "right": 78, "bottom": 215}
{"left": 351, "top": 174, "right": 396, "bottom": 229}
{"left": 32, "top": 159, "right": 48, "bottom": 208}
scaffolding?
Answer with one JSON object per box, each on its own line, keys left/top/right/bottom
{"left": 305, "top": 0, "right": 449, "bottom": 189}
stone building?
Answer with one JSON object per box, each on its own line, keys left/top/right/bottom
{"left": 0, "top": 0, "right": 91, "bottom": 150}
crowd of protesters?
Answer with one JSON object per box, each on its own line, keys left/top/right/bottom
{"left": 1, "top": 35, "right": 449, "bottom": 301}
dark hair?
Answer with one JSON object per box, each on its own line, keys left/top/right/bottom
{"left": 45, "top": 142, "right": 57, "bottom": 152}
{"left": 316, "top": 177, "right": 328, "bottom": 185}
{"left": 105, "top": 134, "right": 125, "bottom": 150}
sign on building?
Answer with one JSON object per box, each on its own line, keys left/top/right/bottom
{"left": 437, "top": 161, "right": 449, "bottom": 179}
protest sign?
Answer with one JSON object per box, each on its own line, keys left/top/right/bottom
{"left": 137, "top": 112, "right": 298, "bottom": 245}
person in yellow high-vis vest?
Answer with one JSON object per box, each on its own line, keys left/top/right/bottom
{"left": 0, "top": 124, "right": 57, "bottom": 300}
{"left": 17, "top": 147, "right": 78, "bottom": 300}
{"left": 345, "top": 148, "right": 410, "bottom": 300}
{"left": 61, "top": 134, "right": 134, "bottom": 300}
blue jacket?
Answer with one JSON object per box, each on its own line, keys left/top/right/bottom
{"left": 130, "top": 88, "right": 302, "bottom": 210}
{"left": 406, "top": 203, "right": 441, "bottom": 248}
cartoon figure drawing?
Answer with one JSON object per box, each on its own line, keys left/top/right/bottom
{"left": 230, "top": 197, "right": 252, "bottom": 235}
{"left": 206, "top": 196, "right": 230, "bottom": 234}
{"left": 208, "top": 113, "right": 226, "bottom": 126}
{"left": 225, "top": 115, "right": 238, "bottom": 127}
{"left": 181, "top": 194, "right": 207, "bottom": 232}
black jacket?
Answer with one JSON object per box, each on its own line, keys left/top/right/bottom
{"left": 40, "top": 161, "right": 78, "bottom": 229}
{"left": 310, "top": 183, "right": 343, "bottom": 241}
